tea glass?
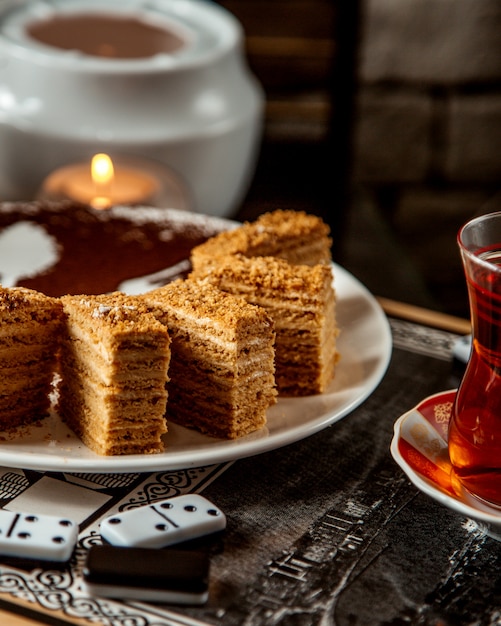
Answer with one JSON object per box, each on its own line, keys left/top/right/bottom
{"left": 449, "top": 211, "right": 501, "bottom": 508}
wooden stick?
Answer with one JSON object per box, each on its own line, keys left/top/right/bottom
{"left": 377, "top": 297, "right": 471, "bottom": 335}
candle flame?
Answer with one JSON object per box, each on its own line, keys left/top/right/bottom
{"left": 91, "top": 153, "right": 114, "bottom": 209}
{"left": 91, "top": 153, "right": 114, "bottom": 185}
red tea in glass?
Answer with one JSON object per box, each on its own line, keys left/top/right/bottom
{"left": 449, "top": 211, "right": 501, "bottom": 507}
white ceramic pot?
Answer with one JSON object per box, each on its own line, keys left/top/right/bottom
{"left": 0, "top": 0, "right": 264, "bottom": 217}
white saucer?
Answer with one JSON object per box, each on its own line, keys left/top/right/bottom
{"left": 391, "top": 390, "right": 501, "bottom": 540}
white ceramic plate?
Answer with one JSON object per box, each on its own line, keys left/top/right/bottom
{"left": 0, "top": 263, "right": 391, "bottom": 473}
{"left": 391, "top": 390, "right": 501, "bottom": 538}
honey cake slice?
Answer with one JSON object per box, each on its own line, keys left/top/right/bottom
{"left": 0, "top": 286, "right": 63, "bottom": 430}
{"left": 190, "top": 209, "right": 332, "bottom": 274}
{"left": 58, "top": 293, "right": 170, "bottom": 456}
{"left": 190, "top": 255, "right": 339, "bottom": 396}
{"left": 142, "top": 279, "right": 277, "bottom": 439}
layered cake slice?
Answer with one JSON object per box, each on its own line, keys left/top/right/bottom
{"left": 0, "top": 286, "right": 63, "bottom": 430}
{"left": 191, "top": 255, "right": 339, "bottom": 395}
{"left": 190, "top": 209, "right": 332, "bottom": 274}
{"left": 58, "top": 293, "right": 171, "bottom": 455}
{"left": 143, "top": 279, "right": 277, "bottom": 439}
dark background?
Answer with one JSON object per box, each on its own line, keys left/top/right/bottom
{"left": 219, "top": 0, "right": 501, "bottom": 320}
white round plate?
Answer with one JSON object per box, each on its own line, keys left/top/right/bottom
{"left": 391, "top": 390, "right": 501, "bottom": 538}
{"left": 0, "top": 263, "right": 391, "bottom": 473}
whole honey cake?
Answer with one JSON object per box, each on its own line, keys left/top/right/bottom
{"left": 0, "top": 200, "right": 228, "bottom": 296}
{"left": 58, "top": 292, "right": 171, "bottom": 455}
{"left": 190, "top": 209, "right": 332, "bottom": 274}
{"left": 142, "top": 279, "right": 277, "bottom": 439}
{"left": 191, "top": 255, "right": 339, "bottom": 395}
{"left": 0, "top": 286, "right": 63, "bottom": 430}
{"left": 0, "top": 202, "right": 339, "bottom": 453}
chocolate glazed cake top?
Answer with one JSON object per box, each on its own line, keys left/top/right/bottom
{"left": 0, "top": 201, "right": 230, "bottom": 297}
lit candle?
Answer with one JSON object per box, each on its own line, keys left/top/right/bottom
{"left": 38, "top": 154, "right": 191, "bottom": 210}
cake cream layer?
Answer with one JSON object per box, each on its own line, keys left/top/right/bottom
{"left": 0, "top": 344, "right": 57, "bottom": 363}
{"left": 61, "top": 406, "right": 166, "bottom": 456}
{"left": 66, "top": 323, "right": 170, "bottom": 364}
{"left": 165, "top": 370, "right": 275, "bottom": 408}
{"left": 167, "top": 397, "right": 267, "bottom": 440}
{"left": 190, "top": 209, "right": 332, "bottom": 273}
{"left": 0, "top": 367, "right": 55, "bottom": 393}
{"left": 59, "top": 379, "right": 167, "bottom": 436}
{"left": 164, "top": 351, "right": 275, "bottom": 392}
{"left": 158, "top": 336, "right": 274, "bottom": 381}
{"left": 142, "top": 279, "right": 277, "bottom": 439}
{"left": 0, "top": 385, "right": 54, "bottom": 429}
{"left": 0, "top": 347, "right": 57, "bottom": 364}
{"left": 0, "top": 382, "right": 51, "bottom": 405}
{"left": 0, "top": 319, "right": 61, "bottom": 339}
{"left": 58, "top": 394, "right": 168, "bottom": 435}
{"left": 60, "top": 328, "right": 169, "bottom": 387}
{"left": 59, "top": 374, "right": 167, "bottom": 420}
{"left": 190, "top": 255, "right": 339, "bottom": 396}
{"left": 60, "top": 355, "right": 168, "bottom": 392}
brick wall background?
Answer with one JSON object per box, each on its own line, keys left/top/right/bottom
{"left": 353, "top": 0, "right": 501, "bottom": 312}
